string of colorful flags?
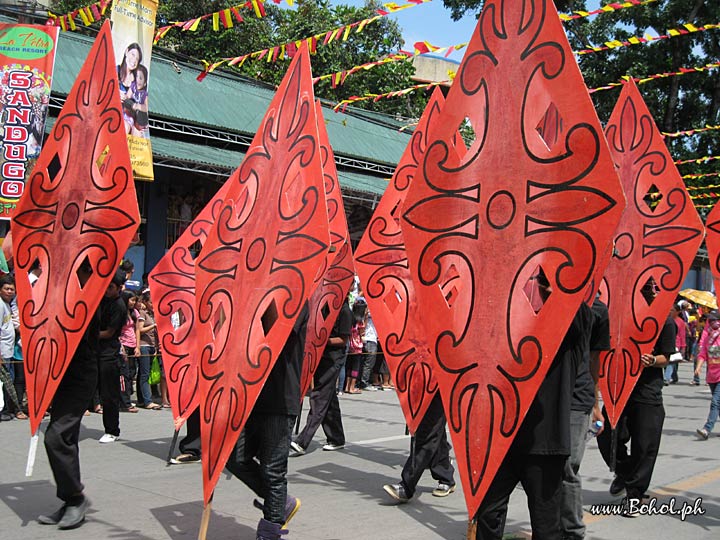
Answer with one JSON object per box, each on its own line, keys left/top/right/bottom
{"left": 153, "top": 2, "right": 269, "bottom": 44}
{"left": 575, "top": 22, "right": 719, "bottom": 55}
{"left": 333, "top": 60, "right": 720, "bottom": 110}
{"left": 315, "top": 19, "right": 718, "bottom": 90}
{"left": 683, "top": 172, "right": 720, "bottom": 181}
{"left": 198, "top": 0, "right": 659, "bottom": 82}
{"left": 676, "top": 155, "right": 720, "bottom": 165}
{"left": 557, "top": 0, "right": 657, "bottom": 21}
{"left": 685, "top": 181, "right": 720, "bottom": 191}
{"left": 589, "top": 62, "right": 720, "bottom": 93}
{"left": 664, "top": 124, "right": 720, "bottom": 138}
{"left": 196, "top": 0, "right": 432, "bottom": 80}
{"left": 46, "top": 0, "right": 112, "bottom": 31}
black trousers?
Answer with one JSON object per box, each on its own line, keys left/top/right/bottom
{"left": 295, "top": 353, "right": 345, "bottom": 449}
{"left": 179, "top": 407, "right": 201, "bottom": 457}
{"left": 44, "top": 355, "right": 98, "bottom": 502}
{"left": 475, "top": 453, "right": 566, "bottom": 540}
{"left": 226, "top": 413, "right": 295, "bottom": 524}
{"left": 597, "top": 402, "right": 665, "bottom": 500}
{"left": 401, "top": 393, "right": 454, "bottom": 497}
{"left": 98, "top": 355, "right": 121, "bottom": 437}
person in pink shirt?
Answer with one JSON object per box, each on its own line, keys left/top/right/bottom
{"left": 664, "top": 305, "right": 687, "bottom": 385}
{"left": 695, "top": 310, "right": 720, "bottom": 439}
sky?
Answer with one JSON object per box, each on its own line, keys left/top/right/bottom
{"left": 338, "top": 0, "right": 605, "bottom": 61}
{"left": 341, "top": 0, "right": 480, "bottom": 61}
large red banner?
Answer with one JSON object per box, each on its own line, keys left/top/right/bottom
{"left": 0, "top": 23, "right": 59, "bottom": 220}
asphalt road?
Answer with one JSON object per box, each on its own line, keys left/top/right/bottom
{"left": 1, "top": 361, "right": 718, "bottom": 539}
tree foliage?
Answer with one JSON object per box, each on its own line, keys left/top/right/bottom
{"left": 442, "top": 0, "right": 719, "bottom": 208}
{"left": 51, "top": 0, "right": 427, "bottom": 118}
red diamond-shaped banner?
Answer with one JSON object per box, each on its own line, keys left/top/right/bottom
{"left": 598, "top": 80, "right": 705, "bottom": 428}
{"left": 149, "top": 180, "right": 232, "bottom": 428}
{"left": 300, "top": 101, "right": 354, "bottom": 399}
{"left": 11, "top": 21, "right": 139, "bottom": 435}
{"left": 194, "top": 44, "right": 329, "bottom": 505}
{"left": 399, "top": 0, "right": 625, "bottom": 516}
{"left": 355, "top": 88, "right": 465, "bottom": 433}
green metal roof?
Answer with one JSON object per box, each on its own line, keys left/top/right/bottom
{"left": 50, "top": 29, "right": 410, "bottom": 167}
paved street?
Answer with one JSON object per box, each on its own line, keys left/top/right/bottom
{"left": 1, "top": 362, "right": 718, "bottom": 540}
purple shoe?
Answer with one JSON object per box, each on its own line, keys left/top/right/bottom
{"left": 253, "top": 495, "right": 301, "bottom": 528}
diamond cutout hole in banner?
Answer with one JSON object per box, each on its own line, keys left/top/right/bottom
{"left": 439, "top": 264, "right": 461, "bottom": 309}
{"left": 536, "top": 102, "right": 564, "bottom": 151}
{"left": 283, "top": 171, "right": 306, "bottom": 216}
{"left": 523, "top": 266, "right": 552, "bottom": 315}
{"left": 75, "top": 255, "right": 93, "bottom": 289}
{"left": 172, "top": 306, "right": 187, "bottom": 327}
{"left": 383, "top": 285, "right": 403, "bottom": 314}
{"left": 321, "top": 301, "right": 330, "bottom": 321}
{"left": 459, "top": 116, "right": 476, "bottom": 146}
{"left": 390, "top": 200, "right": 401, "bottom": 226}
{"left": 261, "top": 298, "right": 278, "bottom": 336}
{"left": 640, "top": 276, "right": 659, "bottom": 307}
{"left": 188, "top": 240, "right": 201, "bottom": 260}
{"left": 212, "top": 303, "right": 227, "bottom": 339}
{"left": 96, "top": 145, "right": 111, "bottom": 176}
{"left": 47, "top": 153, "right": 62, "bottom": 182}
{"left": 642, "top": 184, "right": 663, "bottom": 213}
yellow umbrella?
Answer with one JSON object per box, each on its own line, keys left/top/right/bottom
{"left": 678, "top": 289, "right": 718, "bottom": 309}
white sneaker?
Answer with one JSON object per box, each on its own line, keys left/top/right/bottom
{"left": 98, "top": 433, "right": 119, "bottom": 444}
{"left": 322, "top": 442, "right": 345, "bottom": 451}
{"left": 289, "top": 441, "right": 305, "bottom": 456}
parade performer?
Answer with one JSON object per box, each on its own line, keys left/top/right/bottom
{"left": 37, "top": 261, "right": 98, "bottom": 529}
{"left": 10, "top": 21, "right": 140, "bottom": 528}
{"left": 473, "top": 274, "right": 594, "bottom": 539}
{"left": 398, "top": 0, "right": 625, "bottom": 524}
{"left": 383, "top": 393, "right": 456, "bottom": 503}
{"left": 97, "top": 271, "right": 128, "bottom": 443}
{"left": 292, "top": 296, "right": 351, "bottom": 454}
{"left": 192, "top": 44, "right": 330, "bottom": 540}
{"left": 598, "top": 305, "right": 675, "bottom": 514}
{"left": 561, "top": 297, "right": 610, "bottom": 539}
{"left": 226, "top": 304, "right": 308, "bottom": 539}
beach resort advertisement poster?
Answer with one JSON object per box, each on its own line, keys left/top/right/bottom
{"left": 111, "top": 0, "right": 157, "bottom": 182}
{"left": 0, "top": 23, "right": 58, "bottom": 220}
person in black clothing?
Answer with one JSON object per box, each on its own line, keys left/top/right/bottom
{"left": 291, "top": 297, "right": 352, "bottom": 454}
{"left": 38, "top": 260, "right": 98, "bottom": 530}
{"left": 225, "top": 303, "right": 309, "bottom": 540}
{"left": 171, "top": 408, "right": 201, "bottom": 463}
{"left": 97, "top": 270, "right": 127, "bottom": 443}
{"left": 561, "top": 297, "right": 610, "bottom": 539}
{"left": 382, "top": 392, "right": 456, "bottom": 503}
{"left": 597, "top": 311, "right": 675, "bottom": 514}
{"left": 474, "top": 272, "right": 595, "bottom": 540}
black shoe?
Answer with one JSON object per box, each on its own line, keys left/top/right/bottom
{"left": 57, "top": 497, "right": 90, "bottom": 530}
{"left": 383, "top": 483, "right": 410, "bottom": 503}
{"left": 0, "top": 412, "right": 13, "bottom": 421}
{"left": 621, "top": 496, "right": 641, "bottom": 518}
{"left": 38, "top": 505, "right": 67, "bottom": 525}
{"left": 609, "top": 476, "right": 626, "bottom": 497}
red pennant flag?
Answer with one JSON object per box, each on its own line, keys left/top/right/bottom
{"left": 598, "top": 80, "right": 705, "bottom": 428}
{"left": 11, "top": 21, "right": 139, "bottom": 435}
{"left": 399, "top": 0, "right": 625, "bottom": 516}
{"left": 195, "top": 43, "right": 329, "bottom": 505}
